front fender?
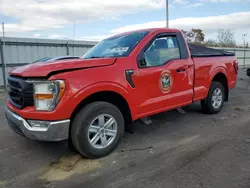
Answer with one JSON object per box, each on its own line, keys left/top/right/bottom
{"left": 70, "top": 81, "right": 135, "bottom": 118}
{"left": 73, "top": 82, "right": 129, "bottom": 100}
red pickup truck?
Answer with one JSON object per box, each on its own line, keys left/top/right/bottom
{"left": 5, "top": 28, "right": 238, "bottom": 158}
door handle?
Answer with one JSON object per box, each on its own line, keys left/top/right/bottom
{"left": 176, "top": 68, "right": 186, "bottom": 73}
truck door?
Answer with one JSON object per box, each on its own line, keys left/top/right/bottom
{"left": 133, "top": 32, "right": 194, "bottom": 118}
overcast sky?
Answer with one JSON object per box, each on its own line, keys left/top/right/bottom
{"left": 0, "top": 0, "right": 249, "bottom": 44}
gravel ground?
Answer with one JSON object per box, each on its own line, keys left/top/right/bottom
{"left": 1, "top": 68, "right": 250, "bottom": 188}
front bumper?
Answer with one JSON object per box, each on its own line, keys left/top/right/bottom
{"left": 5, "top": 107, "right": 70, "bottom": 141}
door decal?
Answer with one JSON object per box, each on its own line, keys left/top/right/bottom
{"left": 160, "top": 71, "right": 172, "bottom": 93}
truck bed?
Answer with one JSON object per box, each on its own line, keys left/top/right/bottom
{"left": 188, "top": 43, "right": 235, "bottom": 57}
{"left": 191, "top": 52, "right": 237, "bottom": 102}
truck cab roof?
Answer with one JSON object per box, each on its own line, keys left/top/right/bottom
{"left": 108, "top": 28, "right": 181, "bottom": 39}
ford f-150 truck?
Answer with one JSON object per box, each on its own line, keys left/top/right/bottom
{"left": 5, "top": 28, "right": 238, "bottom": 158}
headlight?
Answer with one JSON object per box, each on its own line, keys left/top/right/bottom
{"left": 30, "top": 80, "right": 65, "bottom": 111}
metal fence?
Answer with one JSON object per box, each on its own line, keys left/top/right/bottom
{"left": 0, "top": 37, "right": 97, "bottom": 88}
{"left": 215, "top": 47, "right": 250, "bottom": 67}
{"left": 0, "top": 37, "right": 250, "bottom": 89}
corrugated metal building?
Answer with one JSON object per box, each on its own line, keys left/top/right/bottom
{"left": 0, "top": 37, "right": 98, "bottom": 87}
{"left": 0, "top": 37, "right": 250, "bottom": 89}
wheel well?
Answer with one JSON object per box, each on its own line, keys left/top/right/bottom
{"left": 70, "top": 91, "right": 132, "bottom": 124}
{"left": 212, "top": 73, "right": 228, "bottom": 101}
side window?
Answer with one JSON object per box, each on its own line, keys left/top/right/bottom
{"left": 143, "top": 36, "right": 181, "bottom": 67}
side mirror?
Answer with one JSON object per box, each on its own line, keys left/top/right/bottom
{"left": 139, "top": 57, "right": 147, "bottom": 67}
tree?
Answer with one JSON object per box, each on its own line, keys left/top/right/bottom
{"left": 181, "top": 28, "right": 205, "bottom": 44}
{"left": 191, "top": 29, "right": 205, "bottom": 43}
{"left": 217, "top": 29, "right": 236, "bottom": 47}
{"left": 205, "top": 39, "right": 218, "bottom": 47}
{"left": 181, "top": 29, "right": 195, "bottom": 43}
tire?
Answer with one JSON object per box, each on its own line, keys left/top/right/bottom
{"left": 70, "top": 101, "right": 124, "bottom": 158}
{"left": 201, "top": 81, "right": 225, "bottom": 114}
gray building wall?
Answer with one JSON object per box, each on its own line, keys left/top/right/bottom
{"left": 0, "top": 37, "right": 98, "bottom": 87}
{"left": 0, "top": 37, "right": 250, "bottom": 88}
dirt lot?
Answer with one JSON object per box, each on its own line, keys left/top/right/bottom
{"left": 1, "top": 69, "right": 250, "bottom": 188}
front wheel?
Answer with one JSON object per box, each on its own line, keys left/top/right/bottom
{"left": 71, "top": 102, "right": 124, "bottom": 158}
{"left": 201, "top": 81, "right": 225, "bottom": 114}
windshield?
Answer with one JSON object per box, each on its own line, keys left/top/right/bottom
{"left": 82, "top": 31, "right": 149, "bottom": 59}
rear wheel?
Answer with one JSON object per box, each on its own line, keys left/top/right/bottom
{"left": 71, "top": 102, "right": 124, "bottom": 158}
{"left": 201, "top": 81, "right": 225, "bottom": 114}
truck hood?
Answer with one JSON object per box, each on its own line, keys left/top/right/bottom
{"left": 9, "top": 58, "right": 117, "bottom": 77}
